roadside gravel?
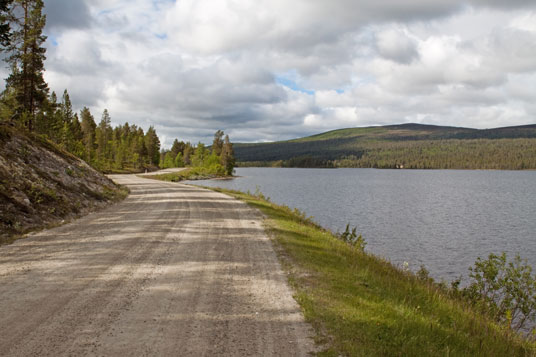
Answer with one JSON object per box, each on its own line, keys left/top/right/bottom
{"left": 0, "top": 174, "right": 315, "bottom": 356}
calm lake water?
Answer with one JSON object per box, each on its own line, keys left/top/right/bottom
{"left": 187, "top": 168, "right": 536, "bottom": 282}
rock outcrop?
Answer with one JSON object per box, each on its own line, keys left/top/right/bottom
{"left": 0, "top": 125, "right": 127, "bottom": 243}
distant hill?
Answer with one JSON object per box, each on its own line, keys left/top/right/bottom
{"left": 234, "top": 123, "right": 536, "bottom": 169}
{"left": 0, "top": 125, "right": 127, "bottom": 244}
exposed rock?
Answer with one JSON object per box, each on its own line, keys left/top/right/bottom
{"left": 0, "top": 125, "right": 128, "bottom": 243}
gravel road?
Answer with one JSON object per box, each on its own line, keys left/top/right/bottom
{"left": 0, "top": 174, "right": 316, "bottom": 356}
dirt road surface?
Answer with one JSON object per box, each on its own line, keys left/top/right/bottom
{"left": 0, "top": 174, "right": 316, "bottom": 356}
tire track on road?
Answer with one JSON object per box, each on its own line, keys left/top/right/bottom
{"left": 0, "top": 174, "right": 316, "bottom": 356}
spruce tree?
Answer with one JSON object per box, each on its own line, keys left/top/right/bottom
{"left": 144, "top": 126, "right": 160, "bottom": 166}
{"left": 220, "top": 134, "right": 235, "bottom": 175}
{"left": 183, "top": 144, "right": 192, "bottom": 165}
{"left": 170, "top": 138, "right": 184, "bottom": 157}
{"left": 4, "top": 0, "right": 48, "bottom": 130}
{"left": 212, "top": 130, "right": 224, "bottom": 156}
{"left": 80, "top": 107, "right": 96, "bottom": 164}
{"left": 60, "top": 89, "right": 74, "bottom": 124}
{"left": 0, "top": 0, "right": 13, "bottom": 47}
{"left": 43, "top": 91, "right": 62, "bottom": 142}
{"left": 96, "top": 109, "right": 112, "bottom": 168}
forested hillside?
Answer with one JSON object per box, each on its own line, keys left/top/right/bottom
{"left": 235, "top": 124, "right": 536, "bottom": 169}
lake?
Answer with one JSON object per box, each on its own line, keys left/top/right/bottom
{"left": 187, "top": 168, "right": 536, "bottom": 282}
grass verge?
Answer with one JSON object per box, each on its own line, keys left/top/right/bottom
{"left": 144, "top": 167, "right": 231, "bottom": 182}
{"left": 205, "top": 186, "right": 536, "bottom": 356}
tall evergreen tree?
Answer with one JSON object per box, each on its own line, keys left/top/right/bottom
{"left": 220, "top": 134, "right": 235, "bottom": 175}
{"left": 4, "top": 0, "right": 48, "bottom": 130}
{"left": 183, "top": 144, "right": 192, "bottom": 166}
{"left": 212, "top": 130, "right": 224, "bottom": 156}
{"left": 0, "top": 0, "right": 13, "bottom": 47}
{"left": 80, "top": 107, "right": 96, "bottom": 164}
{"left": 96, "top": 109, "right": 112, "bottom": 166}
{"left": 71, "top": 113, "right": 83, "bottom": 141}
{"left": 170, "top": 138, "right": 185, "bottom": 157}
{"left": 60, "top": 89, "right": 73, "bottom": 124}
{"left": 42, "top": 91, "right": 62, "bottom": 141}
{"left": 144, "top": 126, "right": 160, "bottom": 166}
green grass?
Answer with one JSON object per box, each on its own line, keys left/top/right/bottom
{"left": 144, "top": 167, "right": 231, "bottom": 182}
{"left": 205, "top": 187, "right": 536, "bottom": 356}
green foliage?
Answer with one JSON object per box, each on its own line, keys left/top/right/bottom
{"left": 4, "top": 0, "right": 48, "bottom": 130}
{"left": 338, "top": 223, "right": 366, "bottom": 251}
{"left": 463, "top": 252, "right": 536, "bottom": 332}
{"left": 0, "top": 0, "right": 12, "bottom": 48}
{"left": 253, "top": 185, "right": 267, "bottom": 200}
{"left": 190, "top": 142, "right": 207, "bottom": 167}
{"left": 212, "top": 129, "right": 224, "bottom": 156}
{"left": 144, "top": 126, "right": 160, "bottom": 166}
{"left": 146, "top": 167, "right": 223, "bottom": 182}
{"left": 416, "top": 265, "right": 434, "bottom": 284}
{"left": 158, "top": 130, "right": 236, "bottom": 177}
{"left": 80, "top": 107, "right": 96, "bottom": 164}
{"left": 174, "top": 152, "right": 184, "bottom": 167}
{"left": 220, "top": 134, "right": 235, "bottom": 175}
{"left": 161, "top": 151, "right": 175, "bottom": 169}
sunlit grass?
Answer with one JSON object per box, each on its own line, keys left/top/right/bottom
{"left": 208, "top": 187, "right": 536, "bottom": 356}
{"left": 144, "top": 167, "right": 231, "bottom": 182}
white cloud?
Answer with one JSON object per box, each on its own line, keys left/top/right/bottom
{"left": 34, "top": 0, "right": 536, "bottom": 146}
{"left": 376, "top": 27, "right": 419, "bottom": 64}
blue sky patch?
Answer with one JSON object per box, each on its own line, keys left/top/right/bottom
{"left": 275, "top": 76, "right": 314, "bottom": 95}
{"left": 48, "top": 35, "right": 58, "bottom": 46}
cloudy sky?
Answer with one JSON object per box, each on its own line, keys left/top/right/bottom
{"left": 21, "top": 1, "right": 536, "bottom": 146}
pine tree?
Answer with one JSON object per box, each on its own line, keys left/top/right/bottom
{"left": 144, "top": 126, "right": 160, "bottom": 166}
{"left": 0, "top": 0, "right": 13, "bottom": 47}
{"left": 68, "top": 113, "right": 85, "bottom": 159}
{"left": 80, "top": 107, "right": 96, "bottom": 164}
{"left": 0, "top": 86, "right": 17, "bottom": 123}
{"left": 191, "top": 142, "right": 208, "bottom": 167}
{"left": 4, "top": 0, "right": 48, "bottom": 130}
{"left": 60, "top": 121, "right": 74, "bottom": 151}
{"left": 96, "top": 108, "right": 112, "bottom": 168}
{"left": 212, "top": 130, "right": 224, "bottom": 156}
{"left": 71, "top": 113, "right": 83, "bottom": 142}
{"left": 170, "top": 138, "right": 185, "bottom": 158}
{"left": 42, "top": 91, "right": 62, "bottom": 142}
{"left": 183, "top": 145, "right": 192, "bottom": 166}
{"left": 220, "top": 134, "right": 235, "bottom": 175}
{"left": 60, "top": 89, "right": 73, "bottom": 124}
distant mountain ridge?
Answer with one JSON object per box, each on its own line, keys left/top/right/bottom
{"left": 234, "top": 123, "right": 536, "bottom": 169}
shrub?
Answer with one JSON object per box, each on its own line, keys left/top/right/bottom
{"left": 463, "top": 252, "right": 536, "bottom": 333}
{"left": 338, "top": 224, "right": 366, "bottom": 252}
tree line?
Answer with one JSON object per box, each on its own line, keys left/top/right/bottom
{"left": 235, "top": 134, "right": 536, "bottom": 170}
{"left": 0, "top": 0, "right": 235, "bottom": 174}
{"left": 159, "top": 130, "right": 235, "bottom": 176}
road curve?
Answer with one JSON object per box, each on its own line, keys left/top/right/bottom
{"left": 0, "top": 174, "right": 316, "bottom": 356}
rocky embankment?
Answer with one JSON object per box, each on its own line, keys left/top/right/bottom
{"left": 0, "top": 125, "right": 128, "bottom": 244}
